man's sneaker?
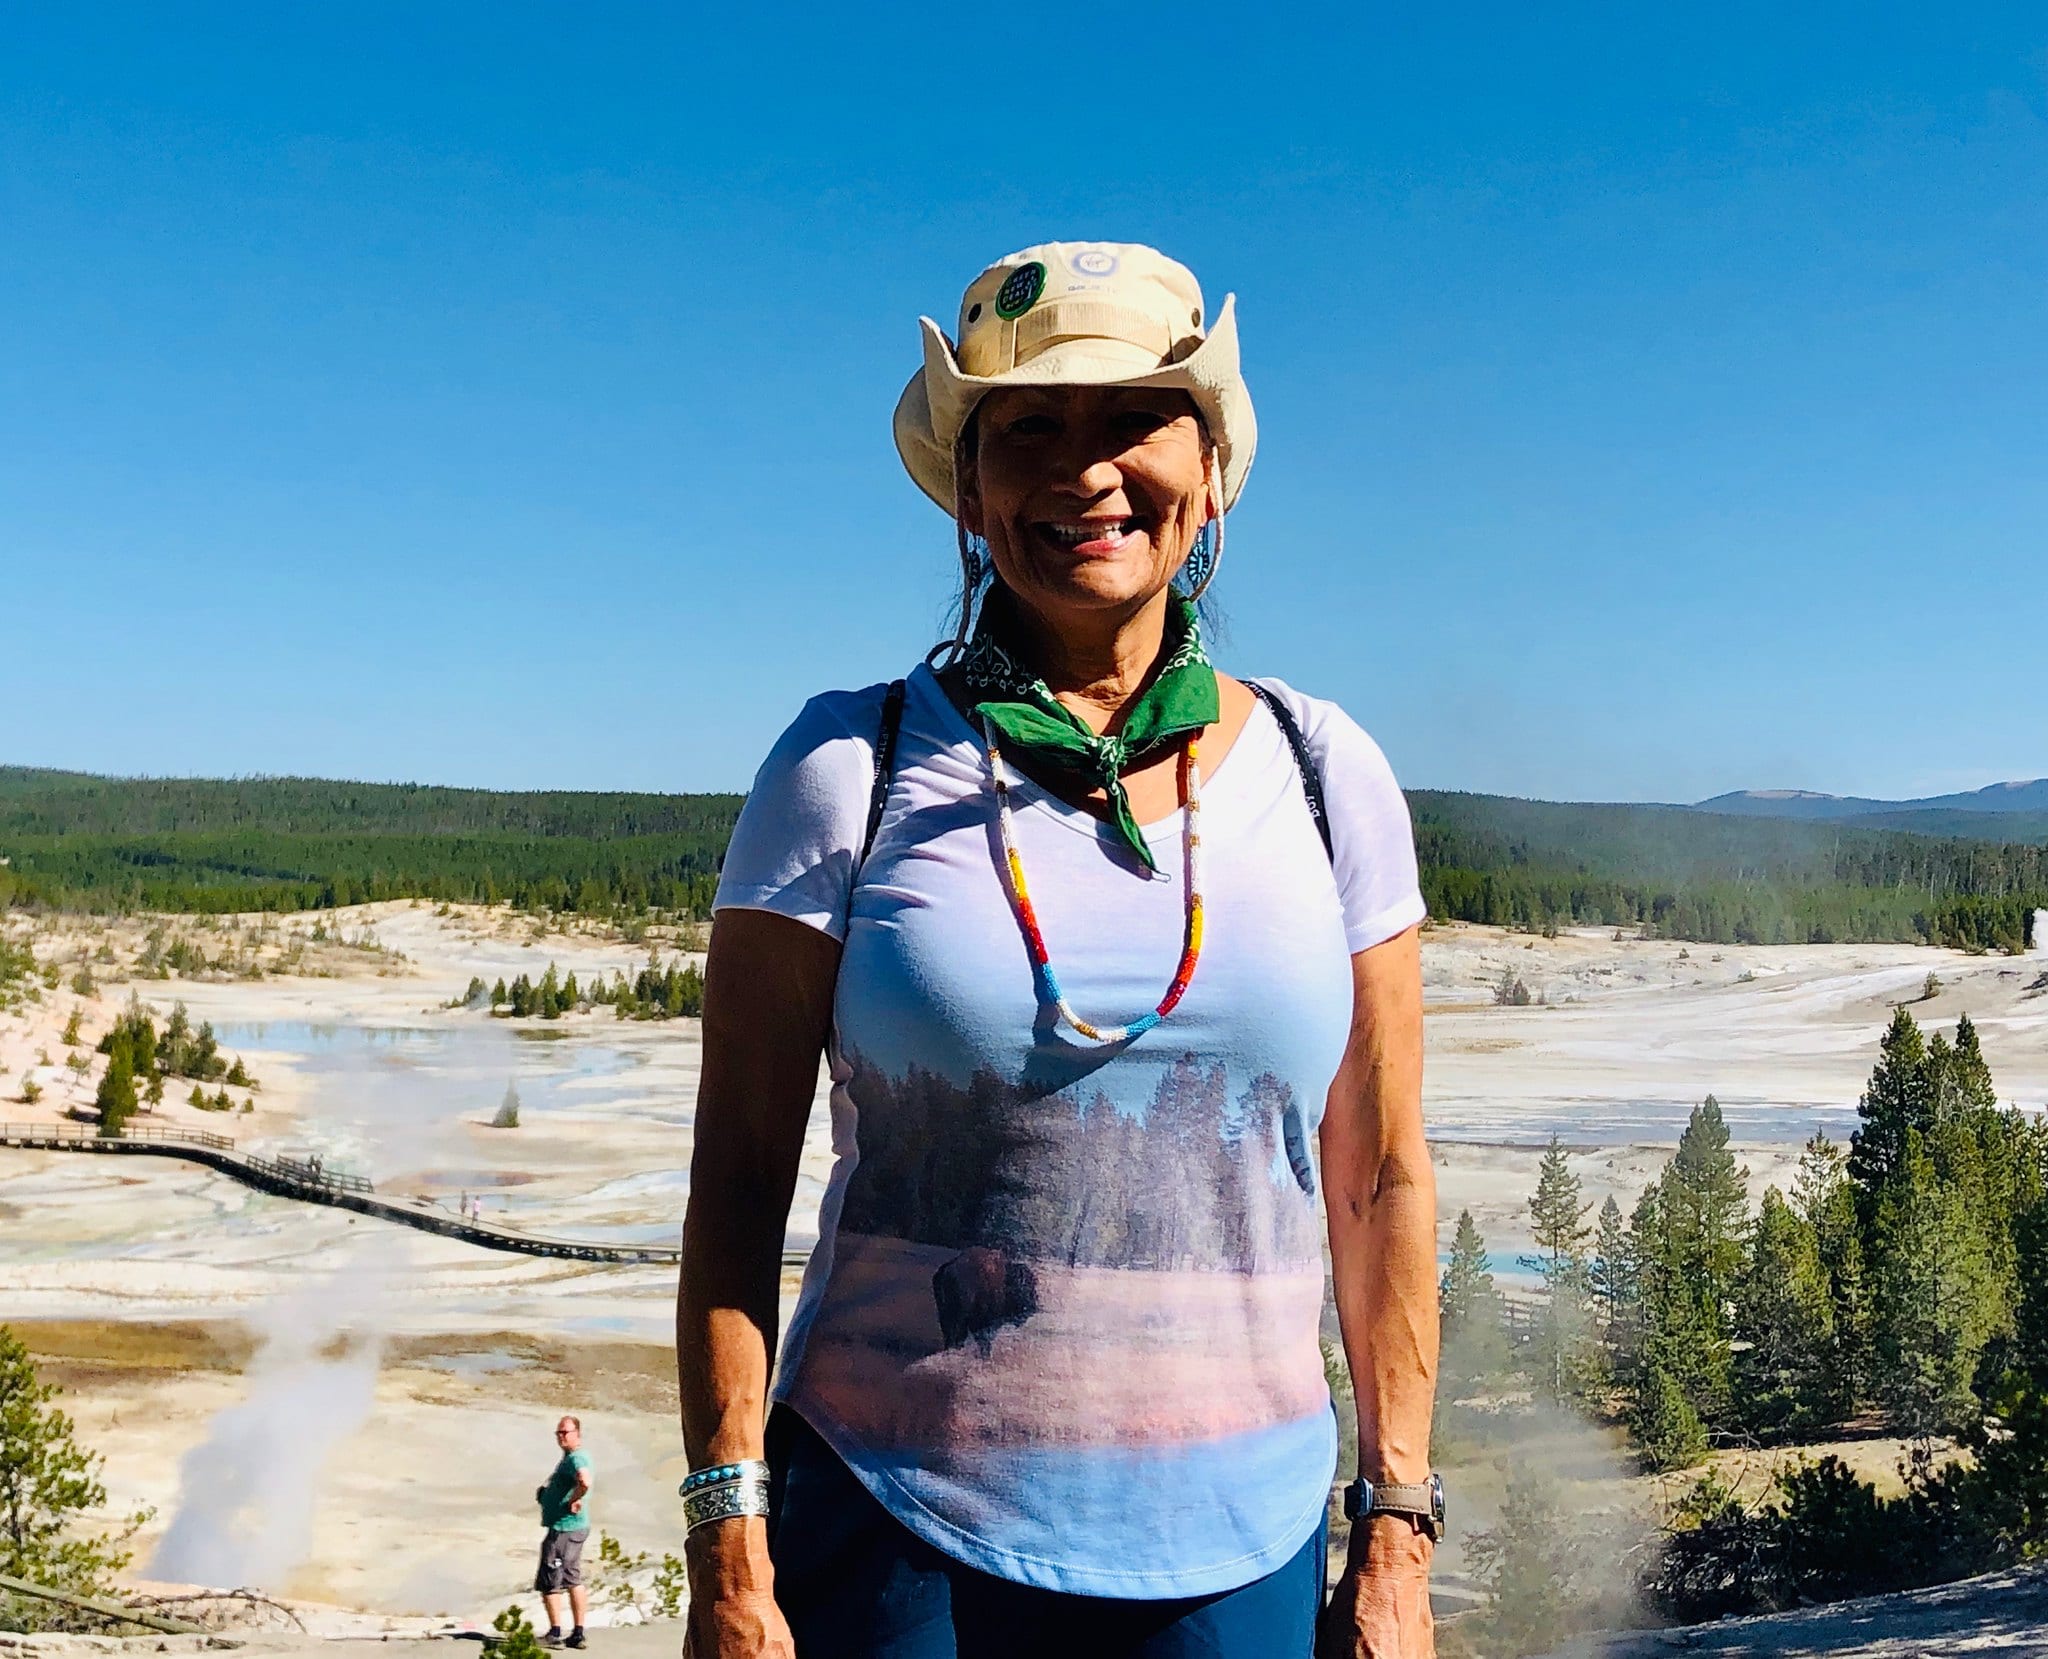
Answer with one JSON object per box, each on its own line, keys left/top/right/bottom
{"left": 565, "top": 1631, "right": 586, "bottom": 1649}
{"left": 541, "top": 1632, "right": 562, "bottom": 1650}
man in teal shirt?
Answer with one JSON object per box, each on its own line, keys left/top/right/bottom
{"left": 534, "top": 1415, "right": 592, "bottom": 1648}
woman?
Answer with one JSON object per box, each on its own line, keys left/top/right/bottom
{"left": 678, "top": 242, "right": 1438, "bottom": 1659}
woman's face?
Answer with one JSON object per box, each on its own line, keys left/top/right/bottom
{"left": 964, "top": 385, "right": 1212, "bottom": 626}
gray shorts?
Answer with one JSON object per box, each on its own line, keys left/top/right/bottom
{"left": 535, "top": 1527, "right": 587, "bottom": 1593}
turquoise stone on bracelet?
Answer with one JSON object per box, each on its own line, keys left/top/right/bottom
{"left": 678, "top": 1459, "right": 767, "bottom": 1496}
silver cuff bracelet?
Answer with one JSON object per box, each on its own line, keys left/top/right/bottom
{"left": 681, "top": 1473, "right": 771, "bottom": 1536}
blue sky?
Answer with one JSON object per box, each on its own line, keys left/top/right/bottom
{"left": 3, "top": 4, "right": 2042, "bottom": 802}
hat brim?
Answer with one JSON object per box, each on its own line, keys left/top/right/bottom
{"left": 892, "top": 294, "right": 1256, "bottom": 515}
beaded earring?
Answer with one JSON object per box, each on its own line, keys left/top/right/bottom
{"left": 1180, "top": 522, "right": 1217, "bottom": 600}
{"left": 1181, "top": 454, "right": 1227, "bottom": 603}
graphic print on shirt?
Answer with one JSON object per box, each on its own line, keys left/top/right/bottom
{"left": 786, "top": 1048, "right": 1329, "bottom": 1453}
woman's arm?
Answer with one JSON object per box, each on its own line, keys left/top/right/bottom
{"left": 677, "top": 908, "right": 840, "bottom": 1658}
{"left": 1319, "top": 923, "right": 1436, "bottom": 1659}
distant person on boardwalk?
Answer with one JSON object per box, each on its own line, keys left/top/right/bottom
{"left": 535, "top": 1415, "right": 592, "bottom": 1648}
{"left": 679, "top": 243, "right": 1438, "bottom": 1658}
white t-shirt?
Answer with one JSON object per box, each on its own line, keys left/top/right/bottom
{"left": 715, "top": 664, "right": 1425, "bottom": 1598}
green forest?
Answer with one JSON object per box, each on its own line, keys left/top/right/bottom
{"left": 1443, "top": 1008, "right": 2048, "bottom": 1655}
{"left": 0, "top": 765, "right": 2041, "bottom": 949}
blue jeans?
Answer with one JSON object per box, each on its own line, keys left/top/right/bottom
{"left": 765, "top": 1408, "right": 1328, "bottom": 1659}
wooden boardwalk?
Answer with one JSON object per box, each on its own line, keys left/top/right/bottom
{"left": 0, "top": 1120, "right": 741, "bottom": 1267}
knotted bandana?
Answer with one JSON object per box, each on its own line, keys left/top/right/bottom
{"left": 959, "top": 592, "right": 1219, "bottom": 872}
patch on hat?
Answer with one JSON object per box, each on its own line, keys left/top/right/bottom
{"left": 1070, "top": 248, "right": 1119, "bottom": 277}
{"left": 993, "top": 261, "right": 1046, "bottom": 320}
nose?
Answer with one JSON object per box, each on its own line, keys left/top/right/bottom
{"left": 1046, "top": 441, "right": 1124, "bottom": 501}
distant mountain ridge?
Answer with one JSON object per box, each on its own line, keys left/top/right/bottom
{"left": 1696, "top": 779, "right": 2048, "bottom": 820}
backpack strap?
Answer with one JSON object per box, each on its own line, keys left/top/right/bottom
{"left": 858, "top": 680, "right": 908, "bottom": 871}
{"left": 1246, "top": 680, "right": 1334, "bottom": 863}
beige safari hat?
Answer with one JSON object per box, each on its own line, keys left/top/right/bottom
{"left": 893, "top": 241, "right": 1257, "bottom": 515}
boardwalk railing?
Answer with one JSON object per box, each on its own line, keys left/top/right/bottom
{"left": 0, "top": 1120, "right": 236, "bottom": 1152}
{"left": 0, "top": 1118, "right": 721, "bottom": 1266}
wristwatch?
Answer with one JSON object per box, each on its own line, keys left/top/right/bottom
{"left": 1342, "top": 1472, "right": 1446, "bottom": 1540}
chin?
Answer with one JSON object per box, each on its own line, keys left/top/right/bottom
{"left": 1023, "top": 559, "right": 1172, "bottom": 616}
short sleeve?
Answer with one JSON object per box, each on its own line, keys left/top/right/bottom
{"left": 1253, "top": 679, "right": 1427, "bottom": 955}
{"left": 713, "top": 686, "right": 889, "bottom": 943}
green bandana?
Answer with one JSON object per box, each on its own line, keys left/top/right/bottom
{"left": 958, "top": 592, "right": 1219, "bottom": 872}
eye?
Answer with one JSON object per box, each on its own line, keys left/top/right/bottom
{"left": 1001, "top": 413, "right": 1059, "bottom": 439}
{"left": 1112, "top": 406, "right": 1177, "bottom": 437}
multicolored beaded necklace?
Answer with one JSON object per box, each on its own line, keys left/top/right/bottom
{"left": 981, "top": 714, "right": 1206, "bottom": 1046}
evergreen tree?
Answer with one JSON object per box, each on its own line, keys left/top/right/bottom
{"left": 0, "top": 1326, "right": 138, "bottom": 1604}
{"left": 1634, "top": 1364, "right": 1710, "bottom": 1470}
{"left": 1734, "top": 1189, "right": 1836, "bottom": 1434}
{"left": 1947, "top": 1014, "right": 1999, "bottom": 1114}
{"left": 1440, "top": 1210, "right": 1510, "bottom": 1396}
{"left": 1665, "top": 1096, "right": 1751, "bottom": 1317}
{"left": 155, "top": 1001, "right": 194, "bottom": 1075}
{"left": 1528, "top": 1137, "right": 1592, "bottom": 1274}
{"left": 1523, "top": 1139, "right": 1600, "bottom": 1404}
{"left": 1628, "top": 1179, "right": 1732, "bottom": 1436}
{"left": 490, "top": 977, "right": 508, "bottom": 1010}
{"left": 1849, "top": 1007, "right": 1933, "bottom": 1207}
{"left": 1870, "top": 1131, "right": 2002, "bottom": 1434}
{"left": 1628, "top": 1099, "right": 1751, "bottom": 1430}
{"left": 1795, "top": 1133, "right": 1871, "bottom": 1417}
{"left": 1589, "top": 1194, "right": 1641, "bottom": 1369}
{"left": 1462, "top": 1465, "right": 1585, "bottom": 1657}
{"left": 94, "top": 1040, "right": 137, "bottom": 1138}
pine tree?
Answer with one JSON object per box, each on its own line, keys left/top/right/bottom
{"left": 1440, "top": 1210, "right": 1510, "bottom": 1395}
{"left": 1947, "top": 1014, "right": 1998, "bottom": 1114}
{"left": 1734, "top": 1189, "right": 1835, "bottom": 1434}
{"left": 1795, "top": 1133, "right": 1871, "bottom": 1418}
{"left": 1628, "top": 1179, "right": 1729, "bottom": 1437}
{"left": 1462, "top": 1464, "right": 1585, "bottom": 1656}
{"left": 1589, "top": 1195, "right": 1641, "bottom": 1367}
{"left": 1626, "top": 1099, "right": 1751, "bottom": 1430}
{"left": 1634, "top": 1364, "right": 1710, "bottom": 1470}
{"left": 0, "top": 1326, "right": 139, "bottom": 1604}
{"left": 490, "top": 977, "right": 508, "bottom": 1009}
{"left": 1528, "top": 1137, "right": 1592, "bottom": 1274}
{"left": 1870, "top": 1131, "right": 2002, "bottom": 1434}
{"left": 1524, "top": 1138, "right": 1599, "bottom": 1404}
{"left": 94, "top": 1039, "right": 137, "bottom": 1138}
{"left": 1849, "top": 1007, "right": 1933, "bottom": 1206}
{"left": 1665, "top": 1096, "right": 1751, "bottom": 1317}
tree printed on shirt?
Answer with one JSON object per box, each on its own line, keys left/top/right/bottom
{"left": 835, "top": 1050, "right": 1321, "bottom": 1273}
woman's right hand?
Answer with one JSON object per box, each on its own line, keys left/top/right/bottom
{"left": 681, "top": 1524, "right": 796, "bottom": 1659}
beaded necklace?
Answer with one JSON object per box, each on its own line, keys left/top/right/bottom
{"left": 982, "top": 714, "right": 1205, "bottom": 1045}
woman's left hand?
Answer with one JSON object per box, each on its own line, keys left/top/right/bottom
{"left": 1318, "top": 1517, "right": 1435, "bottom": 1657}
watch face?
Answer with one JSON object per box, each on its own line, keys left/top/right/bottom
{"left": 1430, "top": 1471, "right": 1447, "bottom": 1523}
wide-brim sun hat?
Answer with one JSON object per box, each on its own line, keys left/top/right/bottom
{"left": 893, "top": 241, "right": 1257, "bottom": 515}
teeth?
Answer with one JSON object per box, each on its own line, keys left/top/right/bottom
{"left": 1044, "top": 520, "right": 1133, "bottom": 544}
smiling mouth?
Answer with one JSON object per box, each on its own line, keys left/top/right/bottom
{"left": 1036, "top": 517, "right": 1145, "bottom": 553}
